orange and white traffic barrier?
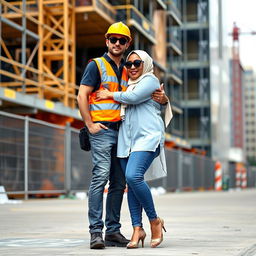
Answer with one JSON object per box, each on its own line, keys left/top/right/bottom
{"left": 241, "top": 167, "right": 247, "bottom": 189}
{"left": 235, "top": 164, "right": 242, "bottom": 189}
{"left": 214, "top": 161, "right": 222, "bottom": 191}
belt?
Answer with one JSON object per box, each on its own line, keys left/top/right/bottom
{"left": 95, "top": 122, "right": 121, "bottom": 131}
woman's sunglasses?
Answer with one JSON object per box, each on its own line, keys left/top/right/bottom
{"left": 125, "top": 60, "right": 143, "bottom": 69}
{"left": 108, "top": 37, "right": 128, "bottom": 45}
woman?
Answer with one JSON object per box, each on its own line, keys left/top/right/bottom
{"left": 96, "top": 50, "right": 169, "bottom": 248}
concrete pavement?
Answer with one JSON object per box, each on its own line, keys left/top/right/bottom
{"left": 0, "top": 189, "right": 256, "bottom": 256}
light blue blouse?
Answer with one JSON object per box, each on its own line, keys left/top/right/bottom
{"left": 113, "top": 75, "right": 165, "bottom": 158}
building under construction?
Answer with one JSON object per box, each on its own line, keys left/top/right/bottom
{"left": 0, "top": 0, "right": 186, "bottom": 143}
{"left": 0, "top": 0, "right": 192, "bottom": 197}
{"left": 0, "top": 0, "right": 239, "bottom": 157}
{"left": 1, "top": 0, "right": 256, "bottom": 197}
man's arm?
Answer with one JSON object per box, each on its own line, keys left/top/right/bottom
{"left": 77, "top": 85, "right": 108, "bottom": 134}
{"left": 151, "top": 84, "right": 169, "bottom": 105}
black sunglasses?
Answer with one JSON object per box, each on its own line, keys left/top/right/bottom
{"left": 125, "top": 60, "right": 143, "bottom": 69}
{"left": 108, "top": 37, "right": 128, "bottom": 45}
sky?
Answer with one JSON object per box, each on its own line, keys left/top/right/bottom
{"left": 225, "top": 0, "right": 256, "bottom": 71}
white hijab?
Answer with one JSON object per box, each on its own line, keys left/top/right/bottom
{"left": 121, "top": 50, "right": 172, "bottom": 127}
{"left": 126, "top": 50, "right": 157, "bottom": 86}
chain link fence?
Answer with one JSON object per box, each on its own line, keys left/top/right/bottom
{"left": 1, "top": 111, "right": 255, "bottom": 199}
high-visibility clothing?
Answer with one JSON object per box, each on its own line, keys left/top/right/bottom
{"left": 89, "top": 57, "right": 128, "bottom": 122}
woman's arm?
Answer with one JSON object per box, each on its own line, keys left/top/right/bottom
{"left": 96, "top": 77, "right": 168, "bottom": 105}
{"left": 114, "top": 76, "right": 160, "bottom": 104}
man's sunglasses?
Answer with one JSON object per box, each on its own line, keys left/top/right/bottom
{"left": 125, "top": 60, "right": 143, "bottom": 69}
{"left": 108, "top": 37, "right": 128, "bottom": 45}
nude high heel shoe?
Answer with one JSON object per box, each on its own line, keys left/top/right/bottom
{"left": 150, "top": 217, "right": 166, "bottom": 248}
{"left": 127, "top": 227, "right": 146, "bottom": 249}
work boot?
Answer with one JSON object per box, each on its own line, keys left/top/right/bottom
{"left": 105, "top": 232, "right": 130, "bottom": 247}
{"left": 90, "top": 232, "right": 105, "bottom": 249}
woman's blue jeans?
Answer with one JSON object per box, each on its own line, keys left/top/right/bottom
{"left": 119, "top": 147, "right": 160, "bottom": 227}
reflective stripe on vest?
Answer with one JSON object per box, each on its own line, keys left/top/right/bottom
{"left": 89, "top": 57, "right": 128, "bottom": 122}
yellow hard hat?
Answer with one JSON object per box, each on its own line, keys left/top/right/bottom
{"left": 105, "top": 22, "right": 131, "bottom": 41}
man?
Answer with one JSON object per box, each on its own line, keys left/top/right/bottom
{"left": 77, "top": 22, "right": 168, "bottom": 249}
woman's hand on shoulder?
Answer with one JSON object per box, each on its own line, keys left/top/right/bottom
{"left": 95, "top": 88, "right": 114, "bottom": 100}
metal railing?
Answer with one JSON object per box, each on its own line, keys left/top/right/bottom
{"left": 1, "top": 111, "right": 255, "bottom": 199}
{"left": 75, "top": 0, "right": 116, "bottom": 19}
{"left": 182, "top": 92, "right": 210, "bottom": 103}
{"left": 0, "top": 0, "right": 79, "bottom": 108}
{"left": 184, "top": 52, "right": 209, "bottom": 62}
{"left": 167, "top": 27, "right": 181, "bottom": 51}
{"left": 1, "top": 0, "right": 38, "bottom": 14}
{"left": 115, "top": 5, "right": 155, "bottom": 40}
{"left": 167, "top": 64, "right": 182, "bottom": 81}
{"left": 185, "top": 14, "right": 208, "bottom": 24}
{"left": 166, "top": 0, "right": 182, "bottom": 24}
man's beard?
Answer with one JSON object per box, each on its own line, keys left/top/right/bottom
{"left": 109, "top": 48, "right": 125, "bottom": 57}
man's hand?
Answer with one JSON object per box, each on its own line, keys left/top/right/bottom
{"left": 87, "top": 122, "right": 108, "bottom": 134}
{"left": 152, "top": 83, "right": 169, "bottom": 105}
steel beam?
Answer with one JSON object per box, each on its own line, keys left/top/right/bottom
{"left": 1, "top": 17, "right": 39, "bottom": 40}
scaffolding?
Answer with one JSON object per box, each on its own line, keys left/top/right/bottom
{"left": 0, "top": 0, "right": 184, "bottom": 135}
{"left": 0, "top": 0, "right": 77, "bottom": 109}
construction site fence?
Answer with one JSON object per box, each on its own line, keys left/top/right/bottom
{"left": 0, "top": 111, "right": 256, "bottom": 199}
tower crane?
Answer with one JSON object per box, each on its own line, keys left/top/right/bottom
{"left": 229, "top": 22, "right": 256, "bottom": 149}
{"left": 231, "top": 22, "right": 256, "bottom": 60}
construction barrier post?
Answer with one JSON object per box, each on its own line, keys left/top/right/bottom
{"left": 235, "top": 163, "right": 242, "bottom": 189}
{"left": 241, "top": 167, "right": 247, "bottom": 189}
{"left": 215, "top": 161, "right": 222, "bottom": 191}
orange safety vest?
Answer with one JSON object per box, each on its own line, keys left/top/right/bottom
{"left": 89, "top": 57, "right": 128, "bottom": 122}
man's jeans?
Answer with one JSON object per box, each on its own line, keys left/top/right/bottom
{"left": 88, "top": 128, "right": 126, "bottom": 234}
{"left": 119, "top": 147, "right": 160, "bottom": 227}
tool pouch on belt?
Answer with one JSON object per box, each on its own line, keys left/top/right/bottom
{"left": 79, "top": 127, "right": 91, "bottom": 151}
